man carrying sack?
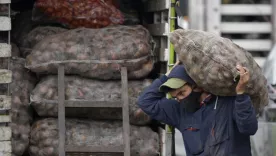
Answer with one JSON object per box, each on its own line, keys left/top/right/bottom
{"left": 138, "top": 61, "right": 257, "bottom": 156}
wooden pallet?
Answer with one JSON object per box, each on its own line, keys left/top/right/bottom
{"left": 57, "top": 65, "right": 130, "bottom": 156}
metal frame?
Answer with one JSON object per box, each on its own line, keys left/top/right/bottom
{"left": 0, "top": 69, "right": 12, "bottom": 83}
{"left": 221, "top": 22, "right": 271, "bottom": 33}
{"left": 188, "top": 0, "right": 205, "bottom": 30}
{"left": 206, "top": 0, "right": 221, "bottom": 35}
{"left": 0, "top": 0, "right": 11, "bottom": 3}
{"left": 144, "top": 0, "right": 170, "bottom": 62}
{"left": 57, "top": 65, "right": 130, "bottom": 156}
{"left": 0, "top": 1, "right": 11, "bottom": 156}
{"left": 0, "top": 44, "right": 11, "bottom": 57}
{"left": 143, "top": 1, "right": 177, "bottom": 155}
{"left": 232, "top": 39, "right": 272, "bottom": 51}
{"left": 221, "top": 4, "right": 271, "bottom": 15}
{"left": 199, "top": 0, "right": 275, "bottom": 67}
{"left": 272, "top": 0, "right": 276, "bottom": 44}
{"left": 144, "top": 0, "right": 169, "bottom": 12}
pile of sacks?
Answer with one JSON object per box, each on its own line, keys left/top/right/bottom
{"left": 19, "top": 23, "right": 159, "bottom": 155}
{"left": 5, "top": 0, "right": 159, "bottom": 154}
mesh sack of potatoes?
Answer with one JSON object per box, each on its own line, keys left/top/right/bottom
{"left": 169, "top": 29, "right": 268, "bottom": 115}
{"left": 32, "top": 0, "right": 124, "bottom": 29}
{"left": 25, "top": 25, "right": 155, "bottom": 80}
{"left": 0, "top": 57, "right": 37, "bottom": 156}
{"left": 30, "top": 75, "right": 152, "bottom": 125}
{"left": 29, "top": 118, "right": 160, "bottom": 156}
{"left": 20, "top": 26, "right": 68, "bottom": 57}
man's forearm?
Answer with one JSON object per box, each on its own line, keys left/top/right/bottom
{"left": 233, "top": 94, "right": 258, "bottom": 135}
{"left": 137, "top": 75, "right": 180, "bottom": 128}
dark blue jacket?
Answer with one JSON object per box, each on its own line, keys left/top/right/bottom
{"left": 138, "top": 75, "right": 258, "bottom": 156}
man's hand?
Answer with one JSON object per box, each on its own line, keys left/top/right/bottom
{"left": 236, "top": 64, "right": 250, "bottom": 94}
{"left": 165, "top": 61, "right": 180, "bottom": 76}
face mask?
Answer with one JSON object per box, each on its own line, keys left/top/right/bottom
{"left": 179, "top": 91, "right": 202, "bottom": 113}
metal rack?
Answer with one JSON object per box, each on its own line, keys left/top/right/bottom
{"left": 0, "top": 0, "right": 12, "bottom": 156}
{"left": 57, "top": 65, "right": 130, "bottom": 156}
{"left": 189, "top": 0, "right": 276, "bottom": 68}
{"left": 143, "top": 0, "right": 177, "bottom": 155}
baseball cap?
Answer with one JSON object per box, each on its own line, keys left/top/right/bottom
{"left": 159, "top": 65, "right": 196, "bottom": 92}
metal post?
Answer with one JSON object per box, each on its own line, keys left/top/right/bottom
{"left": 166, "top": 0, "right": 177, "bottom": 155}
{"left": 8, "top": 3, "right": 10, "bottom": 45}
{"left": 7, "top": 2, "right": 11, "bottom": 95}
{"left": 206, "top": 0, "right": 221, "bottom": 35}
{"left": 121, "top": 67, "right": 130, "bottom": 156}
{"left": 188, "top": 0, "right": 205, "bottom": 30}
{"left": 272, "top": 0, "right": 276, "bottom": 44}
{"left": 58, "top": 65, "right": 66, "bottom": 156}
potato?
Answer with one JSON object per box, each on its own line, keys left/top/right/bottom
{"left": 29, "top": 118, "right": 160, "bottom": 156}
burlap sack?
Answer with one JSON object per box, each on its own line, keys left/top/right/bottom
{"left": 29, "top": 118, "right": 160, "bottom": 156}
{"left": 0, "top": 57, "right": 37, "bottom": 156}
{"left": 30, "top": 75, "right": 152, "bottom": 125}
{"left": 20, "top": 26, "right": 68, "bottom": 57}
{"left": 25, "top": 25, "right": 155, "bottom": 80}
{"left": 169, "top": 29, "right": 268, "bottom": 114}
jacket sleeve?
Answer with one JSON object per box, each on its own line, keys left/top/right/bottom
{"left": 233, "top": 94, "right": 258, "bottom": 135}
{"left": 138, "top": 75, "right": 181, "bottom": 128}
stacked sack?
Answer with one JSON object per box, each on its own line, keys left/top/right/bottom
{"left": 25, "top": 25, "right": 154, "bottom": 79}
{"left": 29, "top": 118, "right": 160, "bottom": 156}
{"left": 26, "top": 26, "right": 160, "bottom": 156}
{"left": 31, "top": 0, "right": 141, "bottom": 28}
{"left": 16, "top": 1, "right": 160, "bottom": 154}
{"left": 0, "top": 51, "right": 37, "bottom": 155}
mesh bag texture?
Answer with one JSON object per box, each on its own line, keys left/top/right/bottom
{"left": 32, "top": 0, "right": 124, "bottom": 29}
{"left": 29, "top": 118, "right": 160, "bottom": 156}
{"left": 30, "top": 75, "right": 152, "bottom": 125}
{"left": 20, "top": 26, "right": 68, "bottom": 57}
{"left": 0, "top": 57, "right": 37, "bottom": 156}
{"left": 25, "top": 25, "right": 155, "bottom": 80}
{"left": 169, "top": 29, "right": 268, "bottom": 115}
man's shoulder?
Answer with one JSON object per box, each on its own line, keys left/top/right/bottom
{"left": 213, "top": 95, "right": 237, "bottom": 106}
{"left": 217, "top": 94, "right": 250, "bottom": 101}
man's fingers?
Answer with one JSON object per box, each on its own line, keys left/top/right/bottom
{"left": 243, "top": 67, "right": 249, "bottom": 73}
{"left": 236, "top": 65, "right": 245, "bottom": 73}
{"left": 240, "top": 72, "right": 249, "bottom": 76}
